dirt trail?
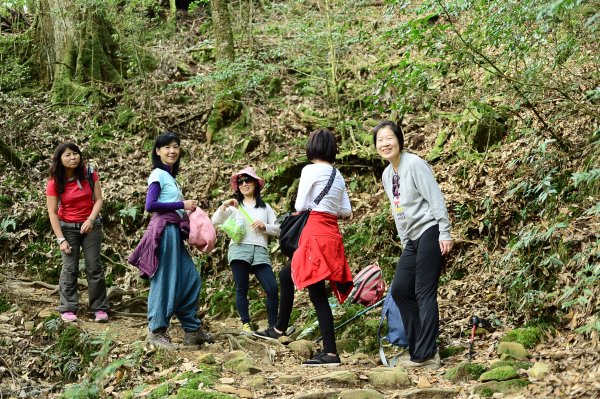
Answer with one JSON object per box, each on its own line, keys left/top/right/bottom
{"left": 1, "top": 274, "right": 599, "bottom": 398}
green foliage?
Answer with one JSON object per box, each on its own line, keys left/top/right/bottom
{"left": 205, "top": 289, "right": 236, "bottom": 318}
{"left": 39, "top": 321, "right": 101, "bottom": 382}
{"left": 171, "top": 55, "right": 279, "bottom": 103}
{"left": 439, "top": 345, "right": 465, "bottom": 358}
{"left": 61, "top": 331, "right": 131, "bottom": 399}
{"left": 0, "top": 295, "right": 10, "bottom": 313}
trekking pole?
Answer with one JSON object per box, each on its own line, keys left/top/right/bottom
{"left": 315, "top": 298, "right": 385, "bottom": 343}
{"left": 468, "top": 315, "right": 480, "bottom": 361}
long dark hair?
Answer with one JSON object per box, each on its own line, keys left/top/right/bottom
{"left": 234, "top": 175, "right": 266, "bottom": 208}
{"left": 49, "top": 142, "right": 86, "bottom": 195}
{"left": 151, "top": 132, "right": 182, "bottom": 177}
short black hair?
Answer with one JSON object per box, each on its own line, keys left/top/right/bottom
{"left": 151, "top": 131, "right": 182, "bottom": 176}
{"left": 372, "top": 120, "right": 404, "bottom": 151}
{"left": 306, "top": 128, "right": 337, "bottom": 163}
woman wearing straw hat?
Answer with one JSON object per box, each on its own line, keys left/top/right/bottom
{"left": 212, "top": 167, "right": 280, "bottom": 334}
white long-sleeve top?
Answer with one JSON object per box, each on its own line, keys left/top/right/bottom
{"left": 211, "top": 203, "right": 280, "bottom": 248}
{"left": 294, "top": 163, "right": 352, "bottom": 217}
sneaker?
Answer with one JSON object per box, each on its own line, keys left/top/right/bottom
{"left": 241, "top": 322, "right": 254, "bottom": 335}
{"left": 302, "top": 352, "right": 341, "bottom": 367}
{"left": 61, "top": 312, "right": 77, "bottom": 322}
{"left": 398, "top": 352, "right": 441, "bottom": 370}
{"left": 146, "top": 329, "right": 176, "bottom": 350}
{"left": 183, "top": 327, "right": 214, "bottom": 346}
{"left": 94, "top": 310, "right": 109, "bottom": 323}
{"left": 253, "top": 326, "right": 284, "bottom": 340}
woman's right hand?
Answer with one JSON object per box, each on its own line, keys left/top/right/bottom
{"left": 60, "top": 240, "right": 72, "bottom": 254}
{"left": 221, "top": 199, "right": 238, "bottom": 210}
{"left": 183, "top": 200, "right": 198, "bottom": 211}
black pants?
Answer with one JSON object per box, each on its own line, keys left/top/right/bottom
{"left": 391, "top": 225, "right": 443, "bottom": 362}
{"left": 276, "top": 262, "right": 337, "bottom": 354}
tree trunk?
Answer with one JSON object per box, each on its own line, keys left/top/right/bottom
{"left": 207, "top": 0, "right": 241, "bottom": 144}
{"left": 33, "top": 0, "right": 122, "bottom": 103}
{"left": 211, "top": 0, "right": 235, "bottom": 63}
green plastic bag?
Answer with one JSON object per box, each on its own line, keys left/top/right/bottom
{"left": 218, "top": 206, "right": 253, "bottom": 243}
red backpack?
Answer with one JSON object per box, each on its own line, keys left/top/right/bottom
{"left": 349, "top": 263, "right": 386, "bottom": 307}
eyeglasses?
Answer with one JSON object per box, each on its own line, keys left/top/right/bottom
{"left": 237, "top": 177, "right": 253, "bottom": 185}
{"left": 392, "top": 174, "right": 399, "bottom": 197}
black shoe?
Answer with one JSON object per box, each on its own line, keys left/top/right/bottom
{"left": 253, "top": 326, "right": 284, "bottom": 340}
{"left": 302, "top": 352, "right": 341, "bottom": 367}
{"left": 183, "top": 327, "right": 214, "bottom": 346}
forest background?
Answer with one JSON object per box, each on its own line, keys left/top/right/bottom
{"left": 0, "top": 0, "right": 598, "bottom": 398}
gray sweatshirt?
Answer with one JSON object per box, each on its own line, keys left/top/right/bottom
{"left": 382, "top": 152, "right": 452, "bottom": 247}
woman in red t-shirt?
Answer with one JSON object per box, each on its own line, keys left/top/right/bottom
{"left": 45, "top": 142, "right": 109, "bottom": 323}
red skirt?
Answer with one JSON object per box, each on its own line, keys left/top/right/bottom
{"left": 291, "top": 211, "right": 353, "bottom": 303}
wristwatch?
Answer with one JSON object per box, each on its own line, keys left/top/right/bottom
{"left": 56, "top": 237, "right": 66, "bottom": 245}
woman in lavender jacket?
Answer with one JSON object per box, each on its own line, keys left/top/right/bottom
{"left": 129, "top": 132, "right": 213, "bottom": 350}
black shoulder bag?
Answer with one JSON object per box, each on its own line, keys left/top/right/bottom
{"left": 278, "top": 168, "right": 337, "bottom": 258}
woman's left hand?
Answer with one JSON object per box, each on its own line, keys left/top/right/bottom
{"left": 439, "top": 240, "right": 453, "bottom": 256}
{"left": 251, "top": 221, "right": 266, "bottom": 231}
{"left": 81, "top": 218, "right": 94, "bottom": 234}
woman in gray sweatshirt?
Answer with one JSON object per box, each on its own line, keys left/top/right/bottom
{"left": 373, "top": 120, "right": 452, "bottom": 369}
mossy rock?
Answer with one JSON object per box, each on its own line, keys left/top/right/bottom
{"left": 501, "top": 327, "right": 544, "bottom": 349}
{"left": 444, "top": 362, "right": 487, "bottom": 382}
{"left": 497, "top": 341, "right": 529, "bottom": 360}
{"left": 472, "top": 379, "right": 528, "bottom": 397}
{"left": 489, "top": 359, "right": 531, "bottom": 370}
{"left": 458, "top": 104, "right": 507, "bottom": 153}
{"left": 479, "top": 365, "right": 519, "bottom": 382}
{"left": 426, "top": 128, "right": 449, "bottom": 162}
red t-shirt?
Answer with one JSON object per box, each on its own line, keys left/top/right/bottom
{"left": 46, "top": 170, "right": 99, "bottom": 222}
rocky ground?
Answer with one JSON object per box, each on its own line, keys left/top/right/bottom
{"left": 1, "top": 271, "right": 598, "bottom": 399}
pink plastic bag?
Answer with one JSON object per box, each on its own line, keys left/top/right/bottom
{"left": 188, "top": 208, "right": 216, "bottom": 253}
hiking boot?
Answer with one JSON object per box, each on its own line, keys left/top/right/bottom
{"left": 302, "top": 352, "right": 341, "bottom": 367}
{"left": 183, "top": 327, "right": 214, "bottom": 346}
{"left": 241, "top": 322, "right": 254, "bottom": 335}
{"left": 61, "top": 312, "right": 78, "bottom": 322}
{"left": 94, "top": 310, "right": 109, "bottom": 323}
{"left": 146, "top": 329, "right": 176, "bottom": 350}
{"left": 253, "top": 326, "right": 284, "bottom": 340}
{"left": 398, "top": 352, "right": 441, "bottom": 370}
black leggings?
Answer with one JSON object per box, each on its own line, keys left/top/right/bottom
{"left": 276, "top": 262, "right": 337, "bottom": 354}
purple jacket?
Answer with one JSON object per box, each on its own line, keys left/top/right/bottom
{"left": 128, "top": 212, "right": 190, "bottom": 278}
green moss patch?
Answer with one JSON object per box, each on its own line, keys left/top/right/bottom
{"left": 445, "top": 362, "right": 487, "bottom": 382}
{"left": 501, "top": 327, "right": 544, "bottom": 349}
{"left": 479, "top": 365, "right": 519, "bottom": 382}
{"left": 473, "top": 379, "right": 528, "bottom": 397}
{"left": 489, "top": 360, "right": 532, "bottom": 370}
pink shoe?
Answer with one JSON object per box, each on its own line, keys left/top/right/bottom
{"left": 61, "top": 312, "right": 78, "bottom": 322}
{"left": 94, "top": 310, "right": 109, "bottom": 323}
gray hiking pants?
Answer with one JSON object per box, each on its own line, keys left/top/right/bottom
{"left": 58, "top": 221, "right": 109, "bottom": 313}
